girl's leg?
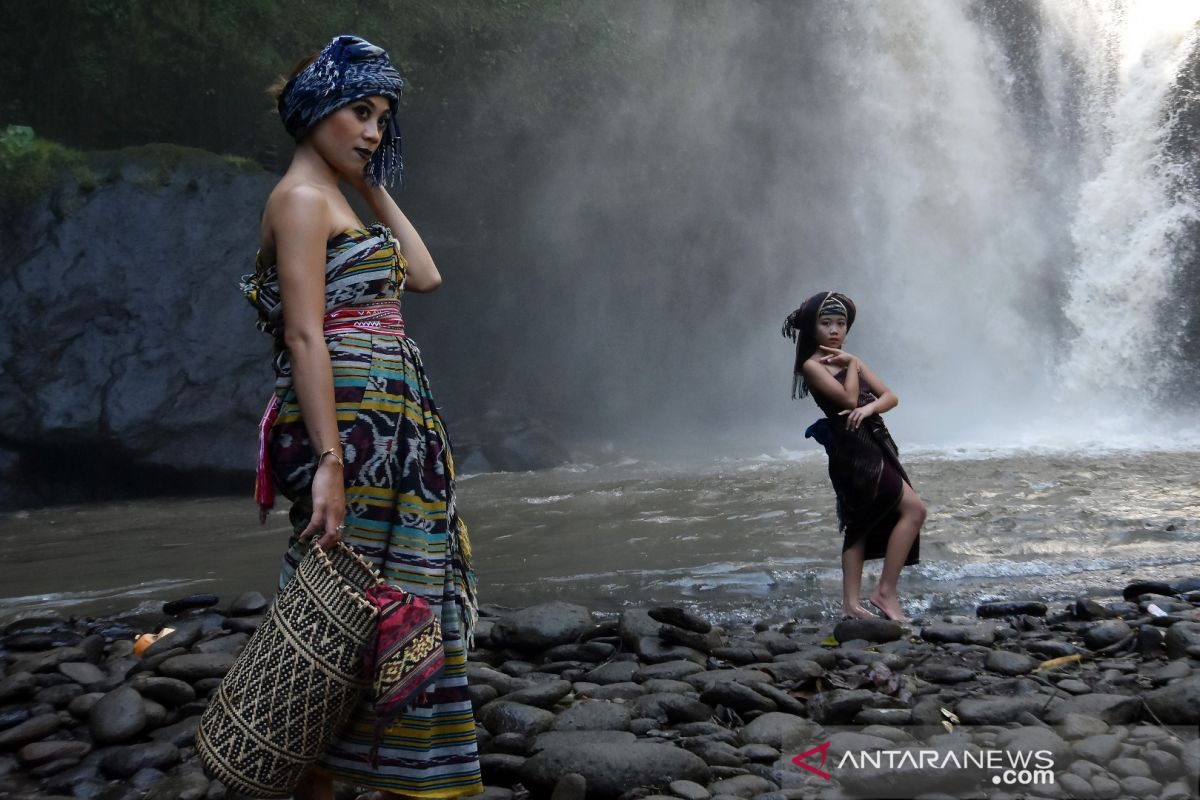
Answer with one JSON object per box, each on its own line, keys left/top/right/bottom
{"left": 841, "top": 539, "right": 873, "bottom": 618}
{"left": 293, "top": 770, "right": 333, "bottom": 800}
{"left": 869, "top": 483, "right": 926, "bottom": 622}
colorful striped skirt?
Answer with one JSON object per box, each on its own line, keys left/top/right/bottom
{"left": 270, "top": 330, "right": 482, "bottom": 797}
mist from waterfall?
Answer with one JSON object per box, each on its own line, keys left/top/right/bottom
{"left": 495, "top": 0, "right": 1200, "bottom": 454}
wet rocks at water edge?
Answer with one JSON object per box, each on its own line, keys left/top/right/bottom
{"left": 1, "top": 581, "right": 1199, "bottom": 799}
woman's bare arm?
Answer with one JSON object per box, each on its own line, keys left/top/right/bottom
{"left": 802, "top": 349, "right": 861, "bottom": 409}
{"left": 269, "top": 185, "right": 346, "bottom": 547}
{"left": 358, "top": 185, "right": 442, "bottom": 292}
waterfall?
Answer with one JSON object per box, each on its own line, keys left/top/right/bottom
{"left": 1047, "top": 2, "right": 1200, "bottom": 418}
{"left": 787, "top": 0, "right": 1200, "bottom": 447}
{"left": 518, "top": 0, "right": 1200, "bottom": 451}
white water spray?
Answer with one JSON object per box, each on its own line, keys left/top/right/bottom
{"left": 1050, "top": 2, "right": 1200, "bottom": 415}
{"left": 521, "top": 1, "right": 1200, "bottom": 452}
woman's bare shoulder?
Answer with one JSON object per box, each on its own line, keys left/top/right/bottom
{"left": 260, "top": 181, "right": 334, "bottom": 252}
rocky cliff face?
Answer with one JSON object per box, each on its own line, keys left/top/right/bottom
{"left": 0, "top": 148, "right": 275, "bottom": 509}
{"left": 0, "top": 147, "right": 570, "bottom": 510}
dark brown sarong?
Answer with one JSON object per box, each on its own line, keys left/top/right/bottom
{"left": 809, "top": 370, "right": 919, "bottom": 565}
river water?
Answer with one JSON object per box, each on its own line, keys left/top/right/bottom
{"left": 2, "top": 1, "right": 1198, "bottom": 636}
{"left": 3, "top": 447, "right": 1198, "bottom": 627}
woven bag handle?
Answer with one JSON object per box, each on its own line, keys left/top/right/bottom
{"left": 312, "top": 541, "right": 386, "bottom": 616}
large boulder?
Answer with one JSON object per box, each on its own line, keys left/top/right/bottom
{"left": 491, "top": 602, "right": 595, "bottom": 650}
{"left": 1144, "top": 677, "right": 1200, "bottom": 725}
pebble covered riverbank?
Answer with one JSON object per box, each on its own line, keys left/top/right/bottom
{"left": 1, "top": 579, "right": 1199, "bottom": 800}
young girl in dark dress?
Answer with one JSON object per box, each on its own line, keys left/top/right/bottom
{"left": 783, "top": 292, "right": 926, "bottom": 621}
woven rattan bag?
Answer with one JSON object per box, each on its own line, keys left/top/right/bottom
{"left": 196, "top": 542, "right": 383, "bottom": 798}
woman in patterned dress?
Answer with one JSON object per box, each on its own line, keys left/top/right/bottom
{"left": 241, "top": 36, "right": 481, "bottom": 799}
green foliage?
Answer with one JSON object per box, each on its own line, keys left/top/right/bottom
{"left": 0, "top": 125, "right": 90, "bottom": 209}
{"left": 0, "top": 0, "right": 638, "bottom": 166}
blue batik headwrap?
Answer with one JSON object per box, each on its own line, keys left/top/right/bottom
{"left": 278, "top": 35, "right": 405, "bottom": 186}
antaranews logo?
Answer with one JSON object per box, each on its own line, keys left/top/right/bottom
{"left": 792, "top": 743, "right": 1055, "bottom": 788}
{"left": 791, "top": 741, "right": 833, "bottom": 780}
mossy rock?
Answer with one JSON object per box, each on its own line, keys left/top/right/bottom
{"left": 0, "top": 125, "right": 93, "bottom": 210}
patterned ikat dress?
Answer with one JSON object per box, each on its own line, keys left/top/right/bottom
{"left": 241, "top": 224, "right": 482, "bottom": 796}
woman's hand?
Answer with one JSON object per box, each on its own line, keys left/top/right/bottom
{"left": 839, "top": 403, "right": 876, "bottom": 432}
{"left": 300, "top": 459, "right": 346, "bottom": 549}
{"left": 818, "top": 345, "right": 859, "bottom": 369}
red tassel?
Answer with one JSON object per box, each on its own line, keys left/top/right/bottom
{"left": 255, "top": 394, "right": 282, "bottom": 523}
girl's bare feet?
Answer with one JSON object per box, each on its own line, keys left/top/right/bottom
{"left": 868, "top": 590, "right": 908, "bottom": 622}
{"left": 842, "top": 604, "right": 879, "bottom": 620}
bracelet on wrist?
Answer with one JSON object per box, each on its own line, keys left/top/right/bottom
{"left": 317, "top": 446, "right": 344, "bottom": 468}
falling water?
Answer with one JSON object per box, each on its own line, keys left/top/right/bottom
{"left": 778, "top": 0, "right": 1200, "bottom": 448}
{"left": 1049, "top": 2, "right": 1200, "bottom": 416}
{"left": 518, "top": 0, "right": 1200, "bottom": 453}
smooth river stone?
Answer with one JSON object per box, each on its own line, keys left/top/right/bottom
{"left": 753, "top": 630, "right": 804, "bottom": 655}
{"left": 738, "top": 712, "right": 821, "bottom": 751}
{"left": 477, "top": 701, "right": 556, "bottom": 736}
{"left": 648, "top": 607, "right": 712, "bottom": 634}
{"left": 155, "top": 653, "right": 235, "bottom": 682}
{"left": 750, "top": 682, "right": 808, "bottom": 716}
{"left": 1165, "top": 622, "right": 1200, "bottom": 659}
{"left": 685, "top": 669, "right": 772, "bottom": 692}
{"left": 584, "top": 661, "right": 639, "bottom": 685}
{"left": 977, "top": 600, "right": 1048, "bottom": 618}
{"left": 143, "top": 766, "right": 211, "bottom": 800}
{"left": 129, "top": 676, "right": 195, "bottom": 707}
{"left": 479, "top": 753, "right": 526, "bottom": 786}
{"left": 618, "top": 608, "right": 665, "bottom": 645}
{"left": 34, "top": 683, "right": 84, "bottom": 708}
{"left": 57, "top": 662, "right": 106, "bottom": 686}
{"left": 491, "top": 602, "right": 595, "bottom": 650}
{"left": 191, "top": 632, "right": 249, "bottom": 656}
{"left": 142, "top": 623, "right": 204, "bottom": 659}
{"left": 0, "top": 672, "right": 36, "bottom": 703}
{"left": 1046, "top": 693, "right": 1141, "bottom": 725}
{"left": 681, "top": 738, "right": 741, "bottom": 768}
{"left": 633, "top": 660, "right": 705, "bottom": 682}
{"left": 10, "top": 646, "right": 87, "bottom": 673}
{"left": 956, "top": 695, "right": 1055, "bottom": 725}
{"left": 100, "top": 741, "right": 181, "bottom": 779}
{"left": 520, "top": 741, "right": 710, "bottom": 798}
{"left": 916, "top": 664, "right": 976, "bottom": 683}
{"left": 1122, "top": 581, "right": 1175, "bottom": 601}
{"left": 0, "top": 713, "right": 61, "bottom": 749}
{"left": 89, "top": 686, "right": 147, "bottom": 744}
{"left": 985, "top": 650, "right": 1039, "bottom": 676}
{"left": 808, "top": 689, "right": 886, "bottom": 725}
{"left": 920, "top": 623, "right": 997, "bottom": 646}
{"left": 149, "top": 717, "right": 201, "bottom": 749}
{"left": 552, "top": 700, "right": 632, "bottom": 732}
{"left": 1143, "top": 676, "right": 1200, "bottom": 724}
{"left": 501, "top": 679, "right": 572, "bottom": 709}
{"left": 228, "top": 590, "right": 268, "bottom": 616}
{"left": 222, "top": 616, "right": 263, "bottom": 634}
{"left": 543, "top": 641, "right": 615, "bottom": 663}
{"left": 17, "top": 740, "right": 92, "bottom": 767}
{"left": 834, "top": 618, "right": 904, "bottom": 643}
{"left": 582, "top": 682, "right": 647, "bottom": 701}
{"left": 699, "top": 681, "right": 777, "bottom": 714}
{"left": 636, "top": 637, "right": 706, "bottom": 665}
{"left": 659, "top": 624, "right": 724, "bottom": 654}
{"left": 161, "top": 594, "right": 219, "bottom": 615}
{"left": 1083, "top": 620, "right": 1133, "bottom": 650}
{"left": 712, "top": 774, "right": 781, "bottom": 796}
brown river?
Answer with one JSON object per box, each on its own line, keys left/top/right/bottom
{"left": 2, "top": 449, "right": 1198, "bottom": 626}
